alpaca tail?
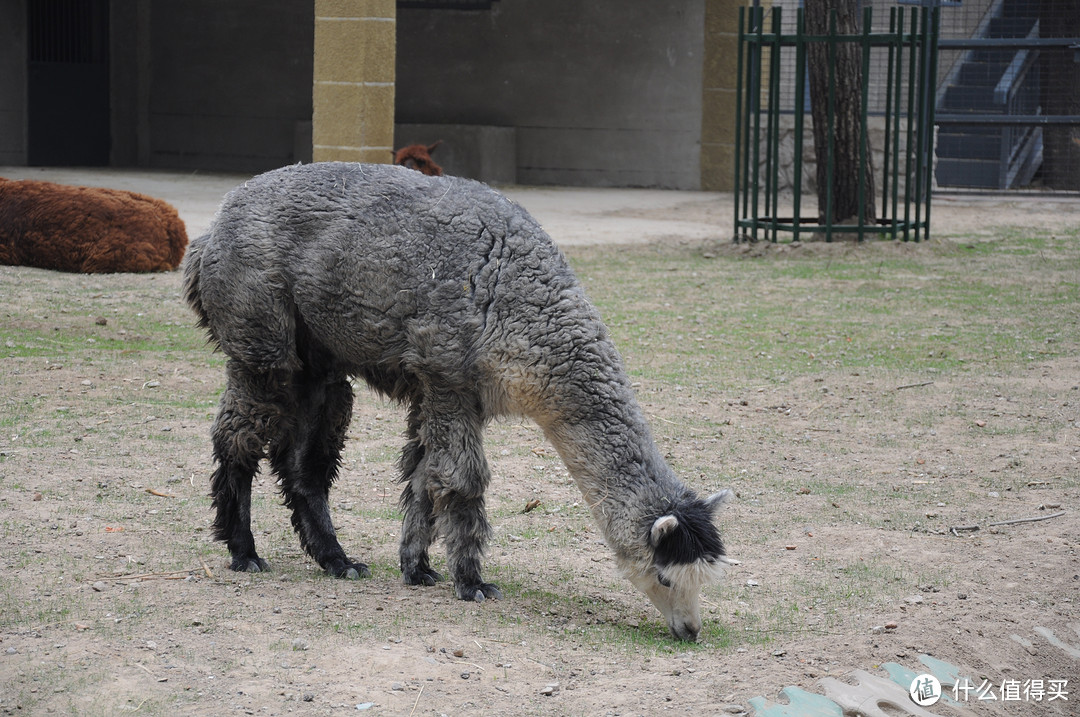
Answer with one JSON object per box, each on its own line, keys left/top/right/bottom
{"left": 181, "top": 234, "right": 213, "bottom": 338}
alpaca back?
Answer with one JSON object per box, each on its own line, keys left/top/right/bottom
{"left": 183, "top": 162, "right": 597, "bottom": 414}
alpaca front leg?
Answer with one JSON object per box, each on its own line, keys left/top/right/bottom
{"left": 399, "top": 470, "right": 443, "bottom": 586}
{"left": 415, "top": 391, "right": 499, "bottom": 601}
{"left": 436, "top": 491, "right": 501, "bottom": 602}
{"left": 398, "top": 404, "right": 443, "bottom": 586}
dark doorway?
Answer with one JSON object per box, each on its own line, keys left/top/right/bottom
{"left": 28, "top": 0, "right": 111, "bottom": 166}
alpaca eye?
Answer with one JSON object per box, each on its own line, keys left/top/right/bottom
{"left": 657, "top": 574, "right": 672, "bottom": 588}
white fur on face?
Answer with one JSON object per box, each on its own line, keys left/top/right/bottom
{"left": 622, "top": 557, "right": 730, "bottom": 642}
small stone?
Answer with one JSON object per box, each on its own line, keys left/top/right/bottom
{"left": 355, "top": 704, "right": 374, "bottom": 711}
{"left": 746, "top": 579, "right": 760, "bottom": 587}
{"left": 870, "top": 625, "right": 885, "bottom": 635}
{"left": 904, "top": 595, "right": 924, "bottom": 605}
{"left": 291, "top": 639, "right": 309, "bottom": 651}
{"left": 540, "top": 682, "right": 560, "bottom": 696}
{"left": 95, "top": 317, "right": 107, "bottom": 326}
{"left": 302, "top": 693, "right": 314, "bottom": 702}
{"left": 33, "top": 492, "right": 43, "bottom": 501}
{"left": 452, "top": 648, "right": 465, "bottom": 658}
{"left": 772, "top": 649, "right": 786, "bottom": 657}
{"left": 92, "top": 581, "right": 107, "bottom": 592}
{"left": 885, "top": 622, "right": 898, "bottom": 630}
{"left": 391, "top": 682, "right": 404, "bottom": 691}
{"left": 460, "top": 671, "right": 471, "bottom": 680}
{"left": 957, "top": 593, "right": 968, "bottom": 600}
{"left": 722, "top": 705, "right": 747, "bottom": 715}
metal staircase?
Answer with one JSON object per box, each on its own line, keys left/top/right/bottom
{"left": 935, "top": 0, "right": 1043, "bottom": 189}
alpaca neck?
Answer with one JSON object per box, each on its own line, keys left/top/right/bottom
{"left": 538, "top": 382, "right": 678, "bottom": 554}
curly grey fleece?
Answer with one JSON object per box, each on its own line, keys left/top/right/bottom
{"left": 183, "top": 162, "right": 726, "bottom": 639}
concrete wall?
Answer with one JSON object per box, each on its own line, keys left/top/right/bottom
{"left": 396, "top": 0, "right": 706, "bottom": 189}
{"left": 112, "top": 0, "right": 314, "bottom": 172}
{"left": 0, "top": 1, "right": 27, "bottom": 165}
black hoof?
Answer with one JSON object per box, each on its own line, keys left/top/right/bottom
{"left": 456, "top": 582, "right": 502, "bottom": 602}
{"left": 231, "top": 556, "right": 271, "bottom": 573}
{"left": 325, "top": 558, "right": 371, "bottom": 580}
{"left": 403, "top": 566, "right": 444, "bottom": 587}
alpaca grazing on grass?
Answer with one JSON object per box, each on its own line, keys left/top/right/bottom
{"left": 393, "top": 140, "right": 444, "bottom": 176}
{"left": 0, "top": 177, "right": 188, "bottom": 273}
{"left": 183, "top": 162, "right": 732, "bottom": 641}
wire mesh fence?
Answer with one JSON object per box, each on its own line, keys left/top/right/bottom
{"left": 739, "top": 0, "right": 1080, "bottom": 199}
{"left": 935, "top": 0, "right": 1080, "bottom": 191}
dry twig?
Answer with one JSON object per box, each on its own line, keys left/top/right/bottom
{"left": 950, "top": 510, "right": 1065, "bottom": 536}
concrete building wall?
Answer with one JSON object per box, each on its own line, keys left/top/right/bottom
{"left": 0, "top": 1, "right": 27, "bottom": 165}
{"left": 396, "top": 0, "right": 706, "bottom": 189}
{"left": 141, "top": 0, "right": 314, "bottom": 172}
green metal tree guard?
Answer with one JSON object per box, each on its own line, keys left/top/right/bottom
{"left": 734, "top": 4, "right": 940, "bottom": 242}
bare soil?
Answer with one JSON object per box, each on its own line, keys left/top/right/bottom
{"left": 1, "top": 187, "right": 1078, "bottom": 717}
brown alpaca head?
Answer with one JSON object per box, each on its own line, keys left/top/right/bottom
{"left": 393, "top": 141, "right": 444, "bottom": 176}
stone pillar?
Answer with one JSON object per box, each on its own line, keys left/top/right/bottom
{"left": 312, "top": 0, "right": 396, "bottom": 164}
{"left": 701, "top": 0, "right": 745, "bottom": 191}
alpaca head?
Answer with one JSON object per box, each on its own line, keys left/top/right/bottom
{"left": 393, "top": 141, "right": 444, "bottom": 176}
{"left": 624, "top": 489, "right": 733, "bottom": 642}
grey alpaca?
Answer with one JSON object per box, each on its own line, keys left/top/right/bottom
{"left": 183, "top": 162, "right": 732, "bottom": 641}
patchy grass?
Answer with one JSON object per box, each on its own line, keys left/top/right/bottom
{"left": 0, "top": 225, "right": 1077, "bottom": 715}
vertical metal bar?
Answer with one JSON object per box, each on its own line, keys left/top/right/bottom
{"left": 751, "top": 8, "right": 765, "bottom": 243}
{"left": 825, "top": 10, "right": 838, "bottom": 242}
{"left": 903, "top": 8, "right": 918, "bottom": 242}
{"left": 740, "top": 7, "right": 757, "bottom": 231}
{"left": 792, "top": 7, "right": 807, "bottom": 243}
{"left": 923, "top": 4, "right": 939, "bottom": 241}
{"left": 891, "top": 8, "right": 905, "bottom": 240}
{"left": 882, "top": 7, "right": 896, "bottom": 239}
{"left": 766, "top": 7, "right": 783, "bottom": 243}
{"left": 856, "top": 6, "right": 873, "bottom": 242}
{"left": 913, "top": 6, "right": 928, "bottom": 242}
{"left": 734, "top": 6, "right": 745, "bottom": 242}
{"left": 763, "top": 9, "right": 776, "bottom": 242}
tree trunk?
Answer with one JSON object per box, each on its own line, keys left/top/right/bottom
{"left": 1039, "top": 0, "right": 1080, "bottom": 190}
{"left": 805, "top": 0, "right": 876, "bottom": 226}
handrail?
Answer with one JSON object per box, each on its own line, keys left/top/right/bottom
{"left": 994, "top": 20, "right": 1039, "bottom": 105}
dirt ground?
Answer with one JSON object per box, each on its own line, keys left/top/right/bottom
{"left": 1, "top": 174, "right": 1078, "bottom": 716}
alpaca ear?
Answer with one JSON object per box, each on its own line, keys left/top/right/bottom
{"left": 651, "top": 515, "right": 679, "bottom": 545}
{"left": 704, "top": 489, "right": 734, "bottom": 512}
{"left": 428, "top": 140, "right": 443, "bottom": 153}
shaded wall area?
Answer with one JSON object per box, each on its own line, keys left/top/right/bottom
{"left": 113, "top": 0, "right": 314, "bottom": 172}
{"left": 396, "top": 0, "right": 706, "bottom": 189}
{"left": 1, "top": 0, "right": 313, "bottom": 173}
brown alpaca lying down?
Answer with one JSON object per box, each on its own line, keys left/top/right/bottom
{"left": 0, "top": 177, "right": 188, "bottom": 273}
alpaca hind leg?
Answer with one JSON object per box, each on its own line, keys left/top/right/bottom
{"left": 399, "top": 402, "right": 443, "bottom": 586}
{"left": 273, "top": 376, "right": 369, "bottom": 579}
{"left": 419, "top": 390, "right": 499, "bottom": 601}
{"left": 210, "top": 364, "right": 284, "bottom": 572}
